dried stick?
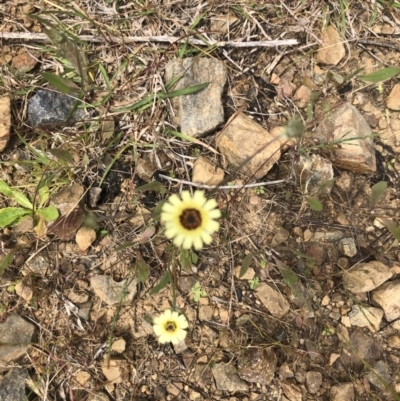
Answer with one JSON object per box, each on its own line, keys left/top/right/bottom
{"left": 0, "top": 32, "right": 298, "bottom": 47}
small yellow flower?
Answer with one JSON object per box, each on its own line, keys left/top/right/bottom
{"left": 161, "top": 190, "right": 221, "bottom": 250}
{"left": 153, "top": 309, "right": 188, "bottom": 345}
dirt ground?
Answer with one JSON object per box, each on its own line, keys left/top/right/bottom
{"left": 1, "top": 1, "right": 400, "bottom": 400}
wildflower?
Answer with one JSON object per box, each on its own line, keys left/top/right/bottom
{"left": 160, "top": 190, "right": 221, "bottom": 250}
{"left": 153, "top": 309, "right": 188, "bottom": 345}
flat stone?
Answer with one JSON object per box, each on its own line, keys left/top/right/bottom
{"left": 317, "top": 25, "right": 346, "bottom": 65}
{"left": 330, "top": 383, "right": 354, "bottom": 401}
{"left": 192, "top": 156, "right": 224, "bottom": 186}
{"left": 0, "top": 368, "right": 28, "bottom": 401}
{"left": 0, "top": 315, "right": 36, "bottom": 363}
{"left": 372, "top": 279, "right": 400, "bottom": 321}
{"left": 386, "top": 83, "right": 400, "bottom": 110}
{"left": 313, "top": 103, "right": 376, "bottom": 173}
{"left": 256, "top": 283, "right": 290, "bottom": 318}
{"left": 88, "top": 392, "right": 110, "bottom": 401}
{"left": 51, "top": 182, "right": 85, "bottom": 216}
{"left": 27, "top": 89, "right": 85, "bottom": 128}
{"left": 165, "top": 58, "right": 227, "bottom": 137}
{"left": 293, "top": 85, "right": 312, "bottom": 108}
{"left": 238, "top": 347, "right": 277, "bottom": 385}
{"left": 22, "top": 255, "right": 50, "bottom": 276}
{"left": 388, "top": 335, "right": 400, "bottom": 349}
{"left": 211, "top": 362, "right": 248, "bottom": 392}
{"left": 281, "top": 381, "right": 302, "bottom": 401}
{"left": 343, "top": 261, "right": 392, "bottom": 293}
{"left": 348, "top": 305, "right": 383, "bottom": 332}
{"left": 313, "top": 230, "right": 344, "bottom": 242}
{"left": 75, "top": 371, "right": 91, "bottom": 386}
{"left": 234, "top": 266, "right": 255, "bottom": 280}
{"left": 101, "top": 357, "right": 129, "bottom": 385}
{"left": 0, "top": 96, "right": 11, "bottom": 151}
{"left": 366, "top": 360, "right": 391, "bottom": 392}
{"left": 294, "top": 154, "right": 334, "bottom": 194}
{"left": 305, "top": 371, "right": 322, "bottom": 394}
{"left": 111, "top": 338, "right": 126, "bottom": 353}
{"left": 338, "top": 238, "right": 357, "bottom": 257}
{"left": 198, "top": 305, "right": 213, "bottom": 321}
{"left": 90, "top": 275, "right": 138, "bottom": 305}
{"left": 216, "top": 112, "right": 281, "bottom": 179}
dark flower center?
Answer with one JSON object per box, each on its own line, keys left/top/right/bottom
{"left": 180, "top": 208, "right": 202, "bottom": 230}
{"left": 165, "top": 321, "right": 177, "bottom": 332}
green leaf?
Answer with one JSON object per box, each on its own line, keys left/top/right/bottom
{"left": 38, "top": 185, "right": 50, "bottom": 207}
{"left": 42, "top": 72, "right": 78, "bottom": 94}
{"left": 377, "top": 218, "right": 400, "bottom": 241}
{"left": 150, "top": 270, "right": 171, "bottom": 295}
{"left": 330, "top": 70, "right": 344, "bottom": 84}
{"left": 36, "top": 205, "right": 59, "bottom": 221}
{"left": 306, "top": 197, "right": 323, "bottom": 211}
{"left": 0, "top": 180, "right": 33, "bottom": 209}
{"left": 357, "top": 67, "right": 400, "bottom": 83}
{"left": 167, "top": 82, "right": 209, "bottom": 97}
{"left": 0, "top": 207, "right": 32, "bottom": 228}
{"left": 240, "top": 254, "right": 253, "bottom": 278}
{"left": 370, "top": 181, "right": 387, "bottom": 207}
{"left": 135, "top": 181, "right": 166, "bottom": 195}
{"left": 180, "top": 249, "right": 191, "bottom": 273}
{"left": 151, "top": 201, "right": 164, "bottom": 222}
{"left": 0, "top": 252, "right": 13, "bottom": 276}
{"left": 274, "top": 257, "right": 298, "bottom": 288}
{"left": 137, "top": 253, "right": 150, "bottom": 283}
{"left": 191, "top": 252, "right": 198, "bottom": 264}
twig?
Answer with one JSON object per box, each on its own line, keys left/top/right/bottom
{"left": 0, "top": 32, "right": 298, "bottom": 47}
{"left": 158, "top": 174, "right": 285, "bottom": 189}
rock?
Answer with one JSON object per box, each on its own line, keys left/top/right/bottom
{"left": 27, "top": 89, "right": 85, "bottom": 128}
{"left": 210, "top": 13, "right": 238, "bottom": 34}
{"left": 217, "top": 112, "right": 282, "bottom": 179}
{"left": 330, "top": 383, "right": 354, "bottom": 401}
{"left": 15, "top": 276, "right": 34, "bottom": 302}
{"left": 386, "top": 83, "right": 400, "bottom": 110}
{"left": 348, "top": 305, "right": 383, "bottom": 332}
{"left": 317, "top": 25, "right": 346, "bottom": 65}
{"left": 192, "top": 156, "right": 224, "bottom": 185}
{"left": 77, "top": 301, "right": 92, "bottom": 320}
{"left": 256, "top": 283, "right": 290, "bottom": 318}
{"left": 366, "top": 360, "right": 391, "bottom": 392}
{"left": 198, "top": 305, "right": 213, "bottom": 321}
{"left": 90, "top": 275, "right": 138, "bottom": 305}
{"left": 193, "top": 363, "right": 213, "bottom": 387}
{"left": 0, "top": 96, "right": 11, "bottom": 151}
{"left": 136, "top": 155, "right": 157, "bottom": 181}
{"left": 271, "top": 227, "right": 290, "bottom": 247}
{"left": 166, "top": 383, "right": 182, "bottom": 396}
{"left": 101, "top": 357, "right": 129, "bottom": 385}
{"left": 313, "top": 103, "right": 376, "bottom": 173}
{"left": 154, "top": 386, "right": 167, "bottom": 400}
{"left": 11, "top": 52, "right": 37, "bottom": 72}
{"left": 305, "top": 371, "right": 322, "bottom": 394}
{"left": 178, "top": 275, "right": 197, "bottom": 293}
{"left": 75, "top": 371, "right": 91, "bottom": 386}
{"left": 281, "top": 381, "right": 302, "bottom": 401}
{"left": 0, "top": 368, "right": 28, "bottom": 401}
{"left": 313, "top": 230, "right": 344, "bottom": 242}
{"left": 372, "top": 279, "right": 400, "bottom": 321}
{"left": 238, "top": 347, "right": 277, "bottom": 385}
{"left": 0, "top": 315, "right": 36, "bottom": 363}
{"left": 293, "top": 85, "right": 312, "bottom": 108}
{"left": 88, "top": 392, "right": 110, "bottom": 401}
{"left": 22, "top": 255, "right": 50, "bottom": 276}
{"left": 340, "top": 330, "right": 382, "bottom": 370}
{"left": 388, "top": 335, "right": 400, "bottom": 349}
{"left": 338, "top": 238, "right": 357, "bottom": 257}
{"left": 68, "top": 290, "right": 89, "bottom": 304}
{"left": 342, "top": 261, "right": 392, "bottom": 293}
{"left": 234, "top": 266, "right": 255, "bottom": 280}
{"left": 211, "top": 362, "right": 248, "bottom": 392}
{"left": 165, "top": 58, "right": 227, "bottom": 137}
{"left": 111, "top": 338, "right": 126, "bottom": 353}
{"left": 75, "top": 227, "right": 96, "bottom": 251}
{"left": 51, "top": 182, "right": 85, "bottom": 216}
{"left": 88, "top": 187, "right": 102, "bottom": 208}
{"left": 279, "top": 364, "right": 294, "bottom": 380}
{"left": 294, "top": 154, "right": 334, "bottom": 194}
{"left": 294, "top": 369, "right": 306, "bottom": 383}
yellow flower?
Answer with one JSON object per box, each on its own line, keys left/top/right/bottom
{"left": 161, "top": 190, "right": 221, "bottom": 250}
{"left": 153, "top": 309, "right": 188, "bottom": 345}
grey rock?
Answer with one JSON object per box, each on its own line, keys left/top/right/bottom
{"left": 51, "top": 182, "right": 85, "bottom": 216}
{"left": 305, "top": 371, "right": 322, "bottom": 394}
{"left": 340, "top": 329, "right": 381, "bottom": 370}
{"left": 0, "top": 368, "right": 28, "bottom": 401}
{"left": 154, "top": 385, "right": 167, "bottom": 400}
{"left": 90, "top": 275, "right": 138, "bottom": 305}
{"left": 313, "top": 103, "right": 376, "bottom": 173}
{"left": 338, "top": 238, "right": 357, "bottom": 257}
{"left": 0, "top": 315, "right": 36, "bottom": 363}
{"left": 238, "top": 347, "right": 277, "bottom": 385}
{"left": 348, "top": 305, "right": 383, "bottom": 332}
{"left": 77, "top": 301, "right": 92, "bottom": 320}
{"left": 372, "top": 279, "right": 400, "bottom": 321}
{"left": 216, "top": 112, "right": 281, "bottom": 179}
{"left": 330, "top": 382, "right": 354, "bottom": 401}
{"left": 366, "top": 360, "right": 391, "bottom": 392}
{"left": 294, "top": 369, "right": 306, "bottom": 383}
{"left": 294, "top": 154, "right": 333, "bottom": 194}
{"left": 211, "top": 362, "right": 248, "bottom": 392}
{"left": 27, "top": 89, "right": 85, "bottom": 128}
{"left": 165, "top": 58, "right": 226, "bottom": 138}
{"left": 23, "top": 255, "right": 51, "bottom": 276}
{"left": 193, "top": 363, "right": 213, "bottom": 387}
{"left": 313, "top": 230, "right": 344, "bottom": 242}
{"left": 343, "top": 261, "right": 392, "bottom": 293}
